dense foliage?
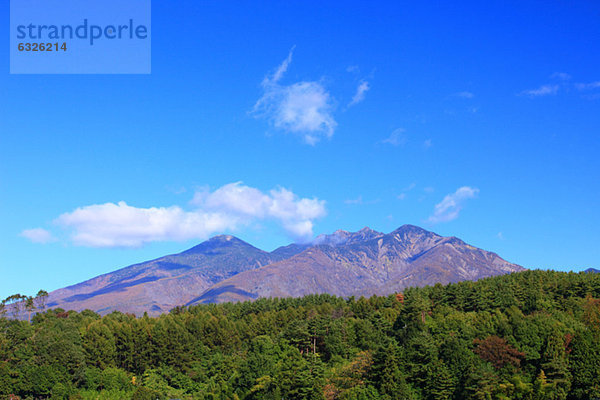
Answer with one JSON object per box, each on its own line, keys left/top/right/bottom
{"left": 1, "top": 270, "right": 600, "bottom": 399}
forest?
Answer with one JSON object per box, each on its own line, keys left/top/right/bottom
{"left": 1, "top": 269, "right": 600, "bottom": 400}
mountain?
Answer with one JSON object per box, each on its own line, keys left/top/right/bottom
{"left": 45, "top": 225, "right": 524, "bottom": 315}
{"left": 190, "top": 225, "right": 524, "bottom": 304}
{"left": 46, "top": 235, "right": 303, "bottom": 315}
{"left": 312, "top": 227, "right": 384, "bottom": 246}
{"left": 585, "top": 268, "right": 600, "bottom": 274}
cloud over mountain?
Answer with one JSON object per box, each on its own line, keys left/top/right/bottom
{"left": 54, "top": 182, "right": 326, "bottom": 248}
{"left": 428, "top": 186, "right": 479, "bottom": 223}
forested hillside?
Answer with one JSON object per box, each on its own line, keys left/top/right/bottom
{"left": 1, "top": 270, "right": 600, "bottom": 399}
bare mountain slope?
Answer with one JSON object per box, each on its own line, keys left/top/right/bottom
{"left": 191, "top": 225, "right": 523, "bottom": 304}
{"left": 46, "top": 235, "right": 302, "bottom": 315}
{"left": 45, "top": 225, "right": 523, "bottom": 315}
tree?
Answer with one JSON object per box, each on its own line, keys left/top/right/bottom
{"left": 568, "top": 329, "right": 600, "bottom": 399}
{"left": 426, "top": 360, "right": 455, "bottom": 400}
{"left": 34, "top": 290, "right": 49, "bottom": 313}
{"left": 372, "top": 343, "right": 413, "bottom": 399}
{"left": 4, "top": 294, "right": 26, "bottom": 319}
{"left": 24, "top": 297, "right": 35, "bottom": 323}
{"left": 132, "top": 386, "right": 165, "bottom": 400}
{"left": 540, "top": 332, "right": 571, "bottom": 400}
{"left": 533, "top": 370, "right": 550, "bottom": 399}
{"left": 473, "top": 335, "right": 524, "bottom": 370}
{"left": 83, "top": 321, "right": 117, "bottom": 368}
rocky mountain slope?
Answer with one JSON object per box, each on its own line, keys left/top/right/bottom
{"left": 190, "top": 225, "right": 523, "bottom": 304}
{"left": 46, "top": 235, "right": 302, "bottom": 315}
{"left": 46, "top": 225, "right": 523, "bottom": 315}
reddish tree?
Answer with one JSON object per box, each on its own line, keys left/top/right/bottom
{"left": 473, "top": 335, "right": 524, "bottom": 369}
{"left": 395, "top": 293, "right": 405, "bottom": 304}
{"left": 56, "top": 311, "right": 69, "bottom": 319}
{"left": 564, "top": 333, "right": 574, "bottom": 354}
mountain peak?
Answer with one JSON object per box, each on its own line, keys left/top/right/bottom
{"left": 182, "top": 234, "right": 257, "bottom": 255}
{"left": 211, "top": 234, "right": 237, "bottom": 242}
{"left": 392, "top": 224, "right": 437, "bottom": 237}
{"left": 358, "top": 226, "right": 375, "bottom": 233}
{"left": 312, "top": 227, "right": 383, "bottom": 247}
{"left": 195, "top": 225, "right": 524, "bottom": 305}
{"left": 333, "top": 229, "right": 350, "bottom": 235}
{"left": 44, "top": 224, "right": 524, "bottom": 315}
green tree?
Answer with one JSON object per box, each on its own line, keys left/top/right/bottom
{"left": 540, "top": 332, "right": 571, "bottom": 400}
{"left": 35, "top": 290, "right": 49, "bottom": 313}
{"left": 569, "top": 329, "right": 600, "bottom": 399}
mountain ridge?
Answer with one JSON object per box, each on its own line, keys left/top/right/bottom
{"left": 191, "top": 225, "right": 522, "bottom": 304}
{"left": 45, "top": 225, "right": 524, "bottom": 315}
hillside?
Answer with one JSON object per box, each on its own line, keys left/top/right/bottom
{"left": 46, "top": 235, "right": 302, "bottom": 315}
{"left": 191, "top": 225, "right": 523, "bottom": 304}
{"left": 45, "top": 225, "right": 523, "bottom": 315}
{"left": 2, "top": 270, "right": 600, "bottom": 399}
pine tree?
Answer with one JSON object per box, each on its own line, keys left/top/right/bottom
{"left": 426, "top": 360, "right": 455, "bottom": 400}
{"left": 541, "top": 332, "right": 571, "bottom": 400}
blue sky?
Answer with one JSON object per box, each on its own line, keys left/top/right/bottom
{"left": 1, "top": 0, "right": 599, "bottom": 299}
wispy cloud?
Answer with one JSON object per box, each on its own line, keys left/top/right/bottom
{"left": 54, "top": 182, "right": 326, "bottom": 248}
{"left": 455, "top": 91, "right": 474, "bottom": 99}
{"left": 404, "top": 183, "right": 417, "bottom": 192}
{"left": 520, "top": 84, "right": 559, "bottom": 97}
{"left": 428, "top": 186, "right": 479, "bottom": 224}
{"left": 423, "top": 139, "right": 432, "bottom": 149}
{"left": 397, "top": 182, "right": 416, "bottom": 200}
{"left": 19, "top": 228, "right": 56, "bottom": 244}
{"left": 252, "top": 48, "right": 337, "bottom": 145}
{"left": 575, "top": 81, "right": 600, "bottom": 91}
{"left": 344, "top": 196, "right": 363, "bottom": 205}
{"left": 521, "top": 74, "right": 600, "bottom": 99}
{"left": 381, "top": 128, "right": 407, "bottom": 146}
{"left": 343, "top": 196, "right": 379, "bottom": 206}
{"left": 551, "top": 72, "right": 571, "bottom": 81}
{"left": 348, "top": 81, "right": 370, "bottom": 107}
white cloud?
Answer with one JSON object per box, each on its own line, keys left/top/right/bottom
{"left": 56, "top": 182, "right": 327, "bottom": 248}
{"left": 403, "top": 183, "right": 416, "bottom": 192}
{"left": 270, "top": 46, "right": 294, "bottom": 84}
{"left": 348, "top": 81, "right": 370, "bottom": 106}
{"left": 344, "top": 196, "right": 363, "bottom": 205}
{"left": 428, "top": 186, "right": 479, "bottom": 224}
{"left": 381, "top": 128, "right": 407, "bottom": 146}
{"left": 455, "top": 91, "right": 474, "bottom": 98}
{"left": 497, "top": 232, "right": 505, "bottom": 240}
{"left": 194, "top": 182, "right": 326, "bottom": 239}
{"left": 522, "top": 75, "right": 600, "bottom": 98}
{"left": 252, "top": 48, "right": 337, "bottom": 145}
{"left": 342, "top": 195, "right": 380, "bottom": 206}
{"left": 398, "top": 183, "right": 416, "bottom": 200}
{"left": 20, "top": 228, "right": 56, "bottom": 244}
{"left": 575, "top": 81, "right": 600, "bottom": 90}
{"left": 551, "top": 72, "right": 571, "bottom": 81}
{"left": 521, "top": 84, "right": 559, "bottom": 97}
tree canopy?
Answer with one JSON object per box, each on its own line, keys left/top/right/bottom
{"left": 1, "top": 269, "right": 599, "bottom": 399}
